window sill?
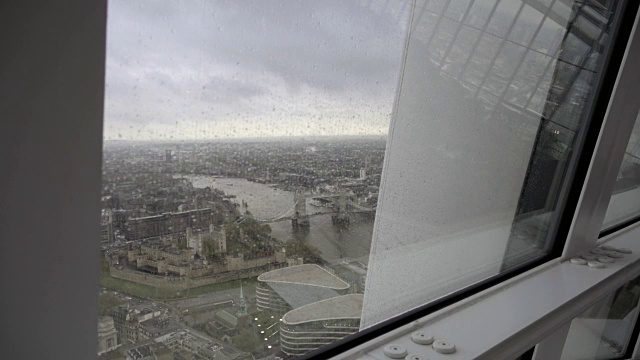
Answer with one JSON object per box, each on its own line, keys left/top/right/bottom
{"left": 335, "top": 222, "right": 640, "bottom": 360}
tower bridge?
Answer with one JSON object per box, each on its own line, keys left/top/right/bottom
{"left": 234, "top": 191, "right": 376, "bottom": 228}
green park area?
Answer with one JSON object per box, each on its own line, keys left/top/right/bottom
{"left": 231, "top": 309, "right": 280, "bottom": 354}
{"left": 99, "top": 257, "right": 257, "bottom": 301}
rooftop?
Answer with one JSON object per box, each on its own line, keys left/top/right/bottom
{"left": 139, "top": 316, "right": 180, "bottom": 336}
{"left": 215, "top": 309, "right": 238, "bottom": 328}
{"left": 282, "top": 294, "right": 364, "bottom": 325}
{"left": 154, "top": 328, "right": 248, "bottom": 360}
{"left": 268, "top": 282, "right": 340, "bottom": 309}
{"left": 257, "top": 264, "right": 350, "bottom": 290}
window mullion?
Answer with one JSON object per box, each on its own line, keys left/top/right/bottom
{"left": 563, "top": 7, "right": 640, "bottom": 259}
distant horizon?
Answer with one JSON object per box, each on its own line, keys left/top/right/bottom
{"left": 103, "top": 133, "right": 389, "bottom": 145}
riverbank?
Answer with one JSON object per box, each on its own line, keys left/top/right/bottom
{"left": 181, "top": 175, "right": 375, "bottom": 264}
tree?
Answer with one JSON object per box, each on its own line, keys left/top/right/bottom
{"left": 231, "top": 328, "right": 263, "bottom": 353}
{"left": 98, "top": 292, "right": 123, "bottom": 316}
{"left": 285, "top": 240, "right": 323, "bottom": 264}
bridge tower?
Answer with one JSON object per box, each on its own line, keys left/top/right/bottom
{"left": 331, "top": 193, "right": 350, "bottom": 226}
{"left": 292, "top": 190, "right": 310, "bottom": 229}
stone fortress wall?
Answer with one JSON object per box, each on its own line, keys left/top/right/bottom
{"left": 110, "top": 262, "right": 288, "bottom": 291}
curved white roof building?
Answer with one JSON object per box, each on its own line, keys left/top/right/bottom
{"left": 280, "top": 294, "right": 363, "bottom": 356}
{"left": 256, "top": 264, "right": 350, "bottom": 313}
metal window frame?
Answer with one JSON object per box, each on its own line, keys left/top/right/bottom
{"left": 334, "top": 222, "right": 640, "bottom": 360}
{"left": 318, "top": 2, "right": 640, "bottom": 359}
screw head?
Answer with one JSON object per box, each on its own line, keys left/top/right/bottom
{"left": 406, "top": 355, "right": 424, "bottom": 360}
{"left": 588, "top": 261, "right": 605, "bottom": 269}
{"left": 411, "top": 331, "right": 434, "bottom": 345}
{"left": 384, "top": 344, "right": 408, "bottom": 359}
{"left": 433, "top": 339, "right": 456, "bottom": 354}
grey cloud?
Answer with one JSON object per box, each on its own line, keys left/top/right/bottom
{"left": 105, "top": 0, "right": 410, "bottom": 139}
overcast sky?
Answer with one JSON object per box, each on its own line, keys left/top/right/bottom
{"left": 104, "top": 0, "right": 411, "bottom": 140}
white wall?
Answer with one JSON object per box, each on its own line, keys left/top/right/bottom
{"left": 0, "top": 1, "right": 106, "bottom": 358}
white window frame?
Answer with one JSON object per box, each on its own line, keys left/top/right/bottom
{"left": 331, "top": 6, "right": 640, "bottom": 360}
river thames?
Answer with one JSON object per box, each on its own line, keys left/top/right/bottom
{"left": 186, "top": 175, "right": 374, "bottom": 265}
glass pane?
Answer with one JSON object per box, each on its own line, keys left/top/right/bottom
{"left": 360, "top": 0, "right": 624, "bottom": 327}
{"left": 97, "top": 0, "right": 625, "bottom": 358}
{"left": 99, "top": 1, "right": 409, "bottom": 359}
{"left": 601, "top": 111, "right": 640, "bottom": 231}
{"left": 561, "top": 275, "right": 640, "bottom": 359}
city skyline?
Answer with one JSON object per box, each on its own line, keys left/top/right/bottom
{"left": 104, "top": 0, "right": 411, "bottom": 141}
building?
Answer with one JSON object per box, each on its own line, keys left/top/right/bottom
{"left": 125, "top": 239, "right": 287, "bottom": 280}
{"left": 214, "top": 309, "right": 239, "bottom": 330}
{"left": 125, "top": 208, "right": 219, "bottom": 241}
{"left": 137, "top": 316, "right": 181, "bottom": 340}
{"left": 187, "top": 224, "right": 226, "bottom": 258}
{"left": 256, "top": 264, "right": 350, "bottom": 315}
{"left": 130, "top": 242, "right": 195, "bottom": 277}
{"left": 97, "top": 316, "right": 119, "bottom": 355}
{"left": 108, "top": 304, "right": 163, "bottom": 345}
{"left": 280, "top": 294, "right": 363, "bottom": 357}
{"left": 155, "top": 328, "right": 252, "bottom": 360}
{"left": 330, "top": 260, "right": 367, "bottom": 294}
{"left": 100, "top": 209, "right": 114, "bottom": 245}
{"left": 124, "top": 341, "right": 173, "bottom": 360}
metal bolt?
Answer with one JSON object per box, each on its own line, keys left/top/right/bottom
{"left": 433, "top": 340, "right": 456, "bottom": 354}
{"left": 411, "top": 331, "right": 434, "bottom": 345}
{"left": 384, "top": 344, "right": 408, "bottom": 359}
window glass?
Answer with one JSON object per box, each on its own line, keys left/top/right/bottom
{"left": 98, "top": 0, "right": 624, "bottom": 358}
{"left": 561, "top": 275, "right": 640, "bottom": 359}
{"left": 601, "top": 111, "right": 640, "bottom": 231}
{"left": 99, "top": 1, "right": 408, "bottom": 359}
{"left": 361, "top": 0, "right": 624, "bottom": 327}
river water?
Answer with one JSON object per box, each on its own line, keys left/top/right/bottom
{"left": 186, "top": 176, "right": 374, "bottom": 264}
